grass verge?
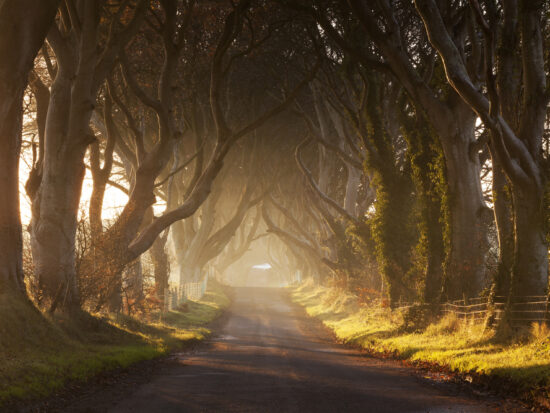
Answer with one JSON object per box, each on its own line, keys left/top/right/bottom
{"left": 0, "top": 279, "right": 230, "bottom": 406}
{"left": 290, "top": 281, "right": 550, "bottom": 409}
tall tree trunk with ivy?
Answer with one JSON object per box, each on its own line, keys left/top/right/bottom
{"left": 415, "top": 0, "right": 549, "bottom": 303}
{"left": 403, "top": 114, "right": 448, "bottom": 304}
{"left": 363, "top": 76, "right": 415, "bottom": 306}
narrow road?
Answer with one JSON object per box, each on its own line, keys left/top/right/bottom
{"left": 108, "top": 288, "right": 519, "bottom": 413}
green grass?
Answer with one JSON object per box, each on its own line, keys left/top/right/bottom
{"left": 291, "top": 282, "right": 550, "bottom": 406}
{"left": 0, "top": 280, "right": 230, "bottom": 406}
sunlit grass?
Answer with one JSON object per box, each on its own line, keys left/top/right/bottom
{"left": 0, "top": 280, "right": 230, "bottom": 405}
{"left": 291, "top": 282, "right": 550, "bottom": 400}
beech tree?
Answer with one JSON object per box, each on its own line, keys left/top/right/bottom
{"left": 0, "top": 0, "right": 59, "bottom": 295}
{"left": 291, "top": 0, "right": 493, "bottom": 300}
{"left": 213, "top": 208, "right": 263, "bottom": 278}
{"left": 18, "top": 0, "right": 317, "bottom": 312}
{"left": 169, "top": 153, "right": 263, "bottom": 285}
{"left": 6, "top": 0, "right": 546, "bottom": 325}
{"left": 27, "top": 0, "right": 147, "bottom": 311}
{"left": 83, "top": 0, "right": 317, "bottom": 288}
{"left": 414, "top": 0, "right": 549, "bottom": 298}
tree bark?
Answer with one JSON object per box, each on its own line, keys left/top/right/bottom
{"left": 30, "top": 64, "right": 90, "bottom": 310}
{"left": 404, "top": 114, "right": 447, "bottom": 304}
{"left": 89, "top": 94, "right": 116, "bottom": 240}
{"left": 511, "top": 186, "right": 548, "bottom": 297}
{"left": 0, "top": 0, "right": 59, "bottom": 295}
{"left": 29, "top": 1, "right": 146, "bottom": 311}
{"left": 490, "top": 155, "right": 515, "bottom": 299}
{"left": 107, "top": 272, "right": 122, "bottom": 313}
{"left": 344, "top": 165, "right": 361, "bottom": 217}
{"left": 150, "top": 233, "right": 169, "bottom": 305}
{"left": 125, "top": 258, "right": 144, "bottom": 309}
{"left": 441, "top": 114, "right": 491, "bottom": 300}
{"left": 31, "top": 149, "right": 87, "bottom": 309}
{"left": 171, "top": 195, "right": 217, "bottom": 285}
{"left": 414, "top": 0, "right": 549, "bottom": 302}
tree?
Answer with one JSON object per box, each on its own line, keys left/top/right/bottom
{"left": 0, "top": 0, "right": 59, "bottom": 295}
{"left": 300, "top": 0, "right": 492, "bottom": 299}
{"left": 214, "top": 208, "right": 263, "bottom": 278}
{"left": 88, "top": 0, "right": 317, "bottom": 283}
{"left": 28, "top": 0, "right": 147, "bottom": 311}
{"left": 414, "top": 0, "right": 549, "bottom": 300}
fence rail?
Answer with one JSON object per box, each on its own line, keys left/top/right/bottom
{"left": 163, "top": 276, "right": 209, "bottom": 312}
{"left": 396, "top": 296, "right": 550, "bottom": 325}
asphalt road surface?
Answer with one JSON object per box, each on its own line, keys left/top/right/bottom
{"left": 107, "top": 287, "right": 521, "bottom": 413}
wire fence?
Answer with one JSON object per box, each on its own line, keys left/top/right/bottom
{"left": 163, "top": 276, "right": 209, "bottom": 312}
{"left": 396, "top": 296, "right": 550, "bottom": 325}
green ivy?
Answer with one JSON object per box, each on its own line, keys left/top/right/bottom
{"left": 402, "top": 113, "right": 450, "bottom": 304}
{"left": 360, "top": 73, "right": 417, "bottom": 305}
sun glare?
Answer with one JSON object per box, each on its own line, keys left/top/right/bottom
{"left": 252, "top": 263, "right": 272, "bottom": 270}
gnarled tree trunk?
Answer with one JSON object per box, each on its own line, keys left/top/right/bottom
{"left": 0, "top": 0, "right": 59, "bottom": 295}
{"left": 437, "top": 103, "right": 490, "bottom": 300}
{"left": 30, "top": 66, "right": 91, "bottom": 310}
{"left": 151, "top": 234, "right": 170, "bottom": 305}
{"left": 414, "top": 0, "right": 549, "bottom": 307}
{"left": 29, "top": 1, "right": 145, "bottom": 311}
{"left": 442, "top": 140, "right": 489, "bottom": 299}
{"left": 344, "top": 165, "right": 361, "bottom": 217}
{"left": 511, "top": 185, "right": 548, "bottom": 297}
{"left": 490, "top": 157, "right": 515, "bottom": 299}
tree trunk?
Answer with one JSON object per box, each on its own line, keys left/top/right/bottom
{"left": 373, "top": 173, "right": 415, "bottom": 305}
{"left": 444, "top": 149, "right": 489, "bottom": 300}
{"left": 125, "top": 258, "right": 144, "bottom": 308}
{"left": 511, "top": 185, "right": 548, "bottom": 298}
{"left": 31, "top": 152, "right": 87, "bottom": 310}
{"left": 412, "top": 0, "right": 548, "bottom": 304}
{"left": 423, "top": 212, "right": 445, "bottom": 304}
{"left": 151, "top": 235, "right": 170, "bottom": 306}
{"left": 29, "top": 63, "right": 93, "bottom": 311}
{"left": 89, "top": 177, "right": 106, "bottom": 238}
{"left": 405, "top": 117, "right": 447, "bottom": 305}
{"left": 169, "top": 195, "right": 217, "bottom": 286}
{"left": 0, "top": 88, "right": 25, "bottom": 294}
{"left": 491, "top": 158, "right": 515, "bottom": 299}
{"left": 438, "top": 110, "right": 490, "bottom": 300}
{"left": 89, "top": 139, "right": 113, "bottom": 240}
{"left": 29, "top": 0, "right": 146, "bottom": 312}
{"left": 107, "top": 272, "right": 122, "bottom": 313}
{"left": 0, "top": 0, "right": 59, "bottom": 294}
{"left": 344, "top": 165, "right": 361, "bottom": 217}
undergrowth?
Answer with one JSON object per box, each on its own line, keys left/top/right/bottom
{"left": 0, "top": 280, "right": 230, "bottom": 406}
{"left": 291, "top": 281, "right": 550, "bottom": 407}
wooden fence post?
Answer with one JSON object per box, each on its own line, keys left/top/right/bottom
{"left": 164, "top": 288, "right": 170, "bottom": 312}
{"left": 545, "top": 296, "right": 549, "bottom": 325}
